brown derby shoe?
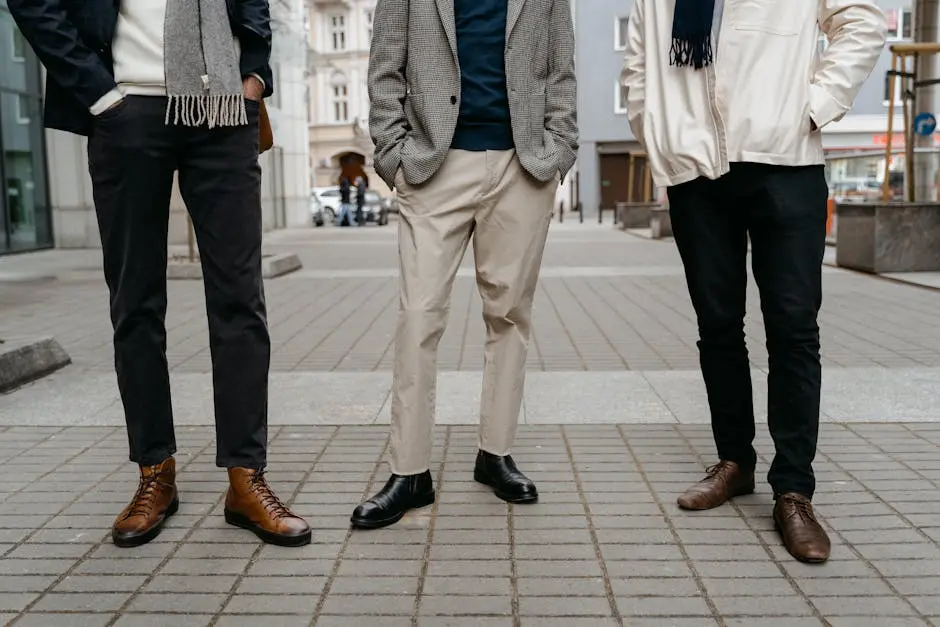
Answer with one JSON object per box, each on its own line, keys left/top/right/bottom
{"left": 774, "top": 493, "right": 830, "bottom": 563}
{"left": 224, "top": 468, "right": 311, "bottom": 547}
{"left": 112, "top": 457, "right": 179, "bottom": 548}
{"left": 677, "top": 460, "right": 755, "bottom": 511}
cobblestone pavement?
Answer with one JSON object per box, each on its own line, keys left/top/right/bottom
{"left": 3, "top": 223, "right": 940, "bottom": 373}
{"left": 1, "top": 423, "right": 940, "bottom": 626}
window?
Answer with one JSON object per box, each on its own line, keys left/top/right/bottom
{"left": 884, "top": 73, "right": 905, "bottom": 106}
{"left": 365, "top": 10, "right": 374, "bottom": 44}
{"left": 330, "top": 14, "right": 346, "bottom": 51}
{"left": 885, "top": 8, "right": 914, "bottom": 40}
{"left": 615, "top": 17, "right": 629, "bottom": 51}
{"left": 15, "top": 94, "right": 30, "bottom": 124}
{"left": 615, "top": 81, "right": 627, "bottom": 115}
{"left": 332, "top": 84, "right": 349, "bottom": 122}
{"left": 11, "top": 28, "right": 26, "bottom": 61}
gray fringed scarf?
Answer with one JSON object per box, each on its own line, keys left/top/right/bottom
{"left": 164, "top": 0, "right": 248, "bottom": 128}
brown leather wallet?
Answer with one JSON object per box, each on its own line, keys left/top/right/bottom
{"left": 259, "top": 100, "right": 273, "bottom": 154}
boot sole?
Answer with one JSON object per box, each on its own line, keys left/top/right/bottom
{"left": 677, "top": 481, "right": 756, "bottom": 511}
{"left": 112, "top": 494, "right": 180, "bottom": 548}
{"left": 474, "top": 470, "right": 539, "bottom": 504}
{"left": 224, "top": 510, "right": 312, "bottom": 547}
{"left": 349, "top": 492, "right": 436, "bottom": 530}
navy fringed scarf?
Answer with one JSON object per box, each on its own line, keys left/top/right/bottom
{"left": 670, "top": 0, "right": 716, "bottom": 70}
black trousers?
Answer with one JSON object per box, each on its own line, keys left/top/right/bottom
{"left": 668, "top": 163, "right": 828, "bottom": 499}
{"left": 87, "top": 96, "right": 270, "bottom": 469}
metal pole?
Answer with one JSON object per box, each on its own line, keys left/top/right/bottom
{"left": 905, "top": 55, "right": 916, "bottom": 201}
{"left": 914, "top": 0, "right": 939, "bottom": 201}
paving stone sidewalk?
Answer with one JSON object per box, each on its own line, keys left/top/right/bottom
{"left": 4, "top": 224, "right": 940, "bottom": 374}
{"left": 1, "top": 422, "right": 939, "bottom": 626}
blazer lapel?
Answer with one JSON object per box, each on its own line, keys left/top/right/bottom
{"left": 434, "top": 0, "right": 459, "bottom": 63}
{"left": 506, "top": 0, "right": 526, "bottom": 40}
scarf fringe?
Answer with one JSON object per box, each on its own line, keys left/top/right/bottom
{"left": 670, "top": 36, "right": 713, "bottom": 70}
{"left": 164, "top": 94, "right": 249, "bottom": 128}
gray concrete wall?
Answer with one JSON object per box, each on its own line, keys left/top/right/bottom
{"left": 575, "top": 0, "right": 637, "bottom": 219}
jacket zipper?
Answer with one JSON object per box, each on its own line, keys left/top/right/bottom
{"left": 705, "top": 60, "right": 729, "bottom": 176}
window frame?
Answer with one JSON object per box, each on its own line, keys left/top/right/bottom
{"left": 332, "top": 84, "right": 349, "bottom": 123}
{"left": 614, "top": 81, "right": 627, "bottom": 115}
{"left": 329, "top": 13, "right": 347, "bottom": 51}
{"left": 614, "top": 16, "right": 629, "bottom": 51}
{"left": 885, "top": 7, "right": 914, "bottom": 41}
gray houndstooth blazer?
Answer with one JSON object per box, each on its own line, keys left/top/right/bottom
{"left": 368, "top": 0, "right": 578, "bottom": 189}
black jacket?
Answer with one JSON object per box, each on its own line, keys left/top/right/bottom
{"left": 7, "top": 0, "right": 273, "bottom": 136}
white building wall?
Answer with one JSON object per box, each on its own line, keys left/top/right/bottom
{"left": 307, "top": 0, "right": 384, "bottom": 192}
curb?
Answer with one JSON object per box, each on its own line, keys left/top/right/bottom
{"left": 167, "top": 252, "right": 303, "bottom": 280}
{"left": 0, "top": 336, "right": 72, "bottom": 393}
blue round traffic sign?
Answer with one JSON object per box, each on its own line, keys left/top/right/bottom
{"left": 914, "top": 112, "right": 936, "bottom": 137}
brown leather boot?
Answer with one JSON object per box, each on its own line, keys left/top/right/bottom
{"left": 677, "top": 460, "right": 755, "bottom": 511}
{"left": 224, "top": 468, "right": 311, "bottom": 547}
{"left": 112, "top": 457, "right": 179, "bottom": 548}
{"left": 774, "top": 493, "right": 830, "bottom": 563}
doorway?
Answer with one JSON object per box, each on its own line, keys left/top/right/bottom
{"left": 599, "top": 153, "right": 631, "bottom": 210}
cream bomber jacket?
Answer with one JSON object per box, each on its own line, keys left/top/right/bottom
{"left": 621, "top": 0, "right": 888, "bottom": 188}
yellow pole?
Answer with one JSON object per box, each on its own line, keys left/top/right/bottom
{"left": 627, "top": 154, "right": 636, "bottom": 202}
{"left": 883, "top": 52, "right": 898, "bottom": 202}
{"left": 904, "top": 54, "right": 915, "bottom": 202}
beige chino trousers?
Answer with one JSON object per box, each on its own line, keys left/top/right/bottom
{"left": 389, "top": 149, "right": 558, "bottom": 475}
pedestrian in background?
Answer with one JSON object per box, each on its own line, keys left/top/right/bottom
{"left": 355, "top": 176, "right": 367, "bottom": 226}
{"left": 351, "top": 0, "right": 578, "bottom": 529}
{"left": 8, "top": 0, "right": 311, "bottom": 548}
{"left": 339, "top": 176, "right": 353, "bottom": 226}
{"left": 621, "top": 0, "right": 886, "bottom": 563}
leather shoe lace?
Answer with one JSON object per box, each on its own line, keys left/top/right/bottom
{"left": 677, "top": 460, "right": 755, "bottom": 511}
{"left": 246, "top": 470, "right": 293, "bottom": 521}
{"left": 774, "top": 492, "right": 831, "bottom": 564}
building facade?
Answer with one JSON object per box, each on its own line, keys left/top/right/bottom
{"left": 0, "top": 3, "right": 52, "bottom": 254}
{"left": 575, "top": 0, "right": 927, "bottom": 219}
{"left": 1, "top": 0, "right": 311, "bottom": 253}
{"left": 307, "top": 0, "right": 386, "bottom": 193}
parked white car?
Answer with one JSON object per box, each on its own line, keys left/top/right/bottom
{"left": 311, "top": 186, "right": 389, "bottom": 227}
{"left": 311, "top": 187, "right": 344, "bottom": 223}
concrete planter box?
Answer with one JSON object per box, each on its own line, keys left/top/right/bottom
{"left": 616, "top": 202, "right": 660, "bottom": 229}
{"left": 835, "top": 202, "right": 940, "bottom": 273}
{"left": 168, "top": 253, "right": 303, "bottom": 280}
{"left": 0, "top": 337, "right": 71, "bottom": 393}
{"left": 650, "top": 206, "right": 672, "bottom": 239}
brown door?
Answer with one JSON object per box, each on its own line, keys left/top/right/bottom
{"left": 599, "top": 153, "right": 631, "bottom": 210}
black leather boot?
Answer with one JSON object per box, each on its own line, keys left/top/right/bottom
{"left": 474, "top": 450, "right": 538, "bottom": 504}
{"left": 350, "top": 471, "right": 435, "bottom": 529}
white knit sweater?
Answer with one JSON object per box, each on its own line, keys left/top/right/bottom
{"left": 90, "top": 1, "right": 259, "bottom": 116}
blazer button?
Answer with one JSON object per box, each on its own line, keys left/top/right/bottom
{"left": 450, "top": 96, "right": 457, "bottom": 105}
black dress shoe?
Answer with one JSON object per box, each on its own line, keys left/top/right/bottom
{"left": 474, "top": 450, "right": 538, "bottom": 504}
{"left": 350, "top": 471, "right": 435, "bottom": 529}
